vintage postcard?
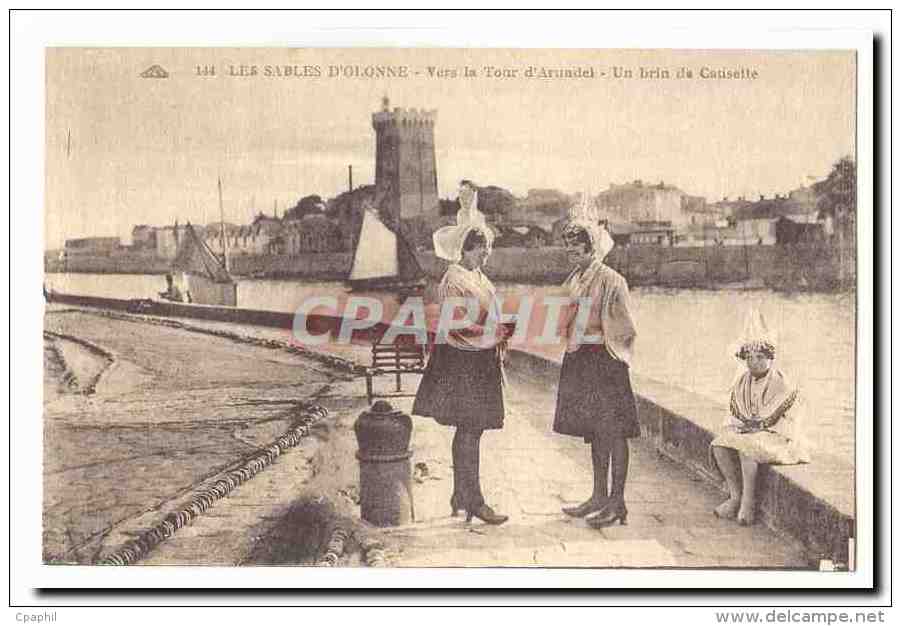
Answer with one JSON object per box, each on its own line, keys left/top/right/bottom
{"left": 33, "top": 40, "right": 870, "bottom": 586}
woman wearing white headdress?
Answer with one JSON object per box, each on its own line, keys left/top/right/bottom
{"left": 554, "top": 194, "right": 640, "bottom": 528}
{"left": 413, "top": 179, "right": 510, "bottom": 526}
{"left": 710, "top": 310, "right": 809, "bottom": 526}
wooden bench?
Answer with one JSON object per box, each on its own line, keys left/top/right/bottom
{"left": 364, "top": 341, "right": 427, "bottom": 404}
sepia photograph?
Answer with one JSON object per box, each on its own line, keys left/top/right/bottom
{"left": 38, "top": 44, "right": 863, "bottom": 573}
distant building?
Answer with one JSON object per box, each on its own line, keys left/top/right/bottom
{"left": 245, "top": 213, "right": 283, "bottom": 255}
{"left": 507, "top": 189, "right": 574, "bottom": 231}
{"left": 607, "top": 222, "right": 676, "bottom": 246}
{"left": 156, "top": 224, "right": 194, "bottom": 259}
{"left": 788, "top": 184, "right": 818, "bottom": 213}
{"left": 131, "top": 225, "right": 156, "bottom": 251}
{"left": 735, "top": 213, "right": 778, "bottom": 245}
{"left": 549, "top": 217, "right": 673, "bottom": 247}
{"left": 707, "top": 196, "right": 752, "bottom": 221}
{"left": 64, "top": 236, "right": 121, "bottom": 257}
{"left": 773, "top": 215, "right": 826, "bottom": 245}
{"left": 596, "top": 180, "right": 688, "bottom": 226}
{"left": 201, "top": 216, "right": 287, "bottom": 257}
{"left": 202, "top": 222, "right": 242, "bottom": 257}
{"left": 284, "top": 215, "right": 344, "bottom": 253}
{"left": 677, "top": 223, "right": 744, "bottom": 247}
{"left": 729, "top": 192, "right": 823, "bottom": 245}
{"left": 680, "top": 195, "right": 722, "bottom": 226}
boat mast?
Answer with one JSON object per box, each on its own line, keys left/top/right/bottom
{"left": 218, "top": 176, "right": 230, "bottom": 273}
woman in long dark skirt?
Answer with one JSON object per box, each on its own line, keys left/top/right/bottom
{"left": 412, "top": 180, "right": 509, "bottom": 525}
{"left": 553, "top": 212, "right": 640, "bottom": 528}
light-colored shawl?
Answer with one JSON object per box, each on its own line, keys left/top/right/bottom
{"left": 559, "top": 193, "right": 633, "bottom": 363}
{"left": 729, "top": 367, "right": 800, "bottom": 431}
{"left": 432, "top": 262, "right": 502, "bottom": 351}
{"left": 561, "top": 259, "right": 637, "bottom": 365}
{"left": 727, "top": 310, "right": 799, "bottom": 431}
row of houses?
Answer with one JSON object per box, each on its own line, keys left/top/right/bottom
{"left": 489, "top": 181, "right": 828, "bottom": 248}
{"left": 129, "top": 212, "right": 345, "bottom": 260}
{"left": 592, "top": 181, "right": 827, "bottom": 246}
{"left": 63, "top": 178, "right": 831, "bottom": 261}
{"left": 494, "top": 180, "right": 824, "bottom": 245}
{"left": 62, "top": 236, "right": 122, "bottom": 257}
{"left": 204, "top": 213, "right": 345, "bottom": 256}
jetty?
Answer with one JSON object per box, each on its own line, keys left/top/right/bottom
{"left": 42, "top": 295, "right": 853, "bottom": 568}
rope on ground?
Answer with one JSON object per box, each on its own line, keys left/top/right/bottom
{"left": 315, "top": 526, "right": 350, "bottom": 567}
{"left": 358, "top": 535, "right": 390, "bottom": 567}
{"left": 97, "top": 402, "right": 329, "bottom": 566}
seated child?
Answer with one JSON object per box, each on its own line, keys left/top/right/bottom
{"left": 710, "top": 311, "right": 809, "bottom": 525}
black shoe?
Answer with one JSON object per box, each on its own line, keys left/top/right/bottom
{"left": 562, "top": 497, "right": 608, "bottom": 518}
{"left": 587, "top": 500, "right": 627, "bottom": 528}
{"left": 466, "top": 505, "right": 508, "bottom": 525}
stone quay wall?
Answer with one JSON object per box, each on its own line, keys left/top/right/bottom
{"left": 47, "top": 242, "right": 853, "bottom": 290}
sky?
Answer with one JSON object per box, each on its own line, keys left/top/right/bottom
{"left": 45, "top": 48, "right": 855, "bottom": 248}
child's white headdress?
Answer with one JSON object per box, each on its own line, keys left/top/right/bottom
{"left": 733, "top": 308, "right": 778, "bottom": 361}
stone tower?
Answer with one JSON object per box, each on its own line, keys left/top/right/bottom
{"left": 372, "top": 97, "right": 439, "bottom": 222}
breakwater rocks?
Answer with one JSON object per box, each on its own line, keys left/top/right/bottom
{"left": 48, "top": 242, "right": 853, "bottom": 291}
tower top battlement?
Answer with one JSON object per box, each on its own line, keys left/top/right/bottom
{"left": 372, "top": 107, "right": 438, "bottom": 127}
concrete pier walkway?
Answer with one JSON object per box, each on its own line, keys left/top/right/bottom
{"left": 355, "top": 366, "right": 811, "bottom": 568}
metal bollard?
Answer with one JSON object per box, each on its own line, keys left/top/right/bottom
{"left": 354, "top": 400, "right": 414, "bottom": 527}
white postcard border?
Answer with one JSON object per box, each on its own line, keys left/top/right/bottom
{"left": 8, "top": 9, "right": 881, "bottom": 602}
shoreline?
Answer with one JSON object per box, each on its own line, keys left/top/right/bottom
{"left": 45, "top": 241, "right": 855, "bottom": 293}
{"left": 43, "top": 269, "right": 849, "bottom": 294}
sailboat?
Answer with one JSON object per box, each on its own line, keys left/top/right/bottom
{"left": 169, "top": 222, "right": 237, "bottom": 306}
{"left": 166, "top": 178, "right": 237, "bottom": 306}
{"left": 346, "top": 189, "right": 426, "bottom": 294}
